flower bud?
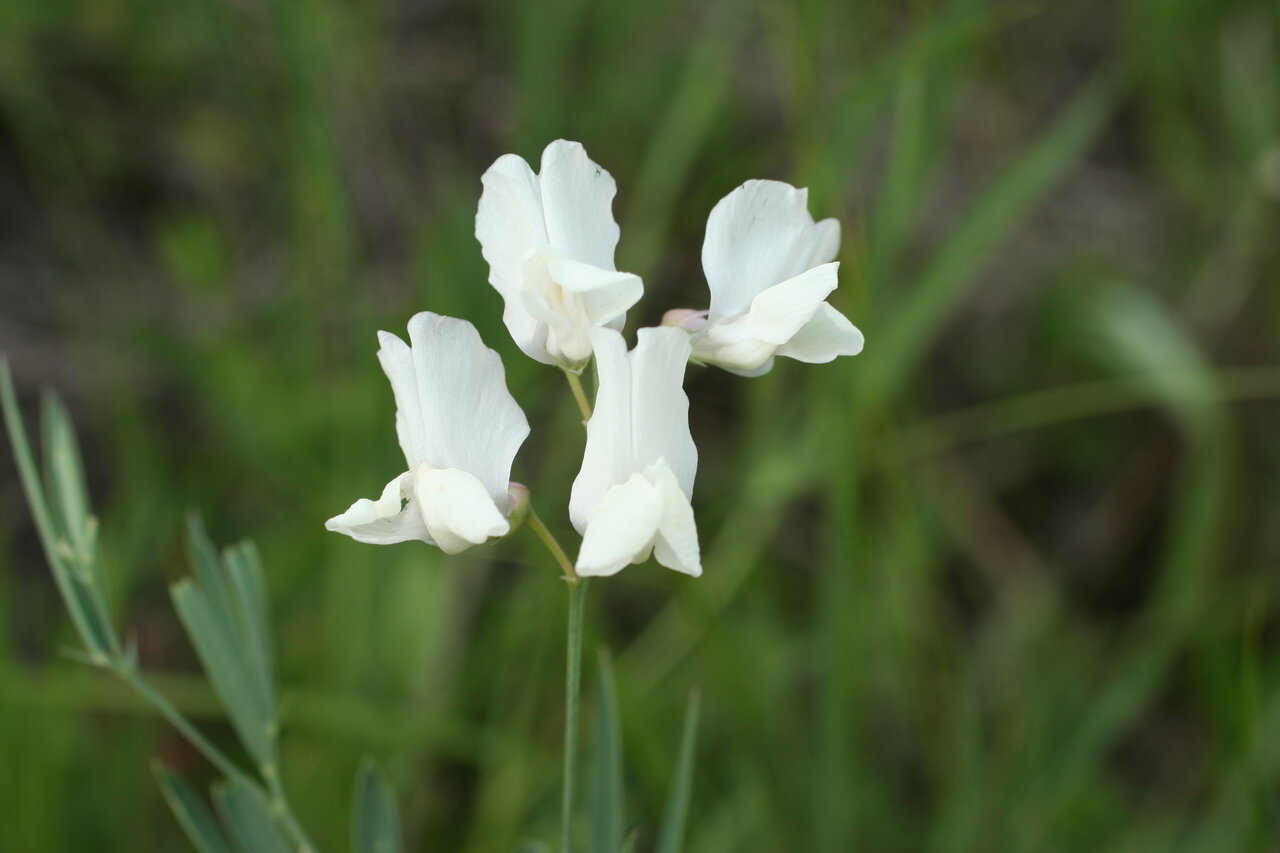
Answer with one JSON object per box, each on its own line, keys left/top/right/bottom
{"left": 505, "top": 482, "right": 531, "bottom": 532}
{"left": 661, "top": 308, "right": 709, "bottom": 333}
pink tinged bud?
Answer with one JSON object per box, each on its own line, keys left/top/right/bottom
{"left": 505, "top": 482, "right": 531, "bottom": 531}
{"left": 661, "top": 308, "right": 710, "bottom": 333}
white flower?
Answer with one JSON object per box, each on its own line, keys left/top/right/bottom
{"left": 678, "top": 179, "right": 864, "bottom": 376}
{"left": 326, "top": 312, "right": 530, "bottom": 555}
{"left": 569, "top": 327, "right": 701, "bottom": 577}
{"left": 476, "top": 139, "right": 644, "bottom": 371}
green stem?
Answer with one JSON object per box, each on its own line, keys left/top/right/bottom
{"left": 563, "top": 370, "right": 593, "bottom": 423}
{"left": 119, "top": 663, "right": 315, "bottom": 851}
{"left": 561, "top": 578, "right": 588, "bottom": 853}
{"left": 264, "top": 762, "right": 316, "bottom": 853}
{"left": 529, "top": 508, "right": 578, "bottom": 582}
{"left": 116, "top": 664, "right": 247, "bottom": 783}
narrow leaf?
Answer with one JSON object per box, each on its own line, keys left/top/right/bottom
{"left": 153, "top": 764, "right": 234, "bottom": 853}
{"left": 591, "top": 650, "right": 624, "bottom": 853}
{"left": 40, "top": 393, "right": 118, "bottom": 657}
{"left": 41, "top": 393, "right": 91, "bottom": 556}
{"left": 41, "top": 396, "right": 113, "bottom": 630}
{"left": 656, "top": 690, "right": 702, "bottom": 853}
{"left": 224, "top": 541, "right": 275, "bottom": 723}
{"left": 353, "top": 758, "right": 403, "bottom": 853}
{"left": 186, "top": 514, "right": 237, "bottom": 636}
{"left": 213, "top": 777, "right": 292, "bottom": 853}
{"left": 1, "top": 361, "right": 113, "bottom": 659}
{"left": 172, "top": 580, "right": 273, "bottom": 765}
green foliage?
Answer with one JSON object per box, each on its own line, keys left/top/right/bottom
{"left": 655, "top": 692, "right": 700, "bottom": 853}
{"left": 4, "top": 0, "right": 1280, "bottom": 850}
{"left": 353, "top": 760, "right": 403, "bottom": 853}
{"left": 2, "top": 361, "right": 118, "bottom": 663}
{"left": 154, "top": 765, "right": 235, "bottom": 853}
{"left": 214, "top": 777, "right": 295, "bottom": 853}
{"left": 173, "top": 516, "right": 278, "bottom": 768}
{"left": 590, "top": 651, "right": 625, "bottom": 853}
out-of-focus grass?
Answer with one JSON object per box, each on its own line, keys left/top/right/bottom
{"left": 2, "top": 0, "right": 1279, "bottom": 850}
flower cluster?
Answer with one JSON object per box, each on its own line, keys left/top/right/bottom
{"left": 327, "top": 140, "right": 864, "bottom": 577}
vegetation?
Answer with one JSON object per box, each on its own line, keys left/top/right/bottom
{"left": 2, "top": 0, "right": 1279, "bottom": 849}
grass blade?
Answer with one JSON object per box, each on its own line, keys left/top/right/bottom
{"left": 352, "top": 758, "right": 403, "bottom": 853}
{"left": 153, "top": 764, "right": 235, "bottom": 853}
{"left": 591, "top": 650, "right": 624, "bottom": 853}
{"left": 869, "top": 64, "right": 1129, "bottom": 401}
{"left": 656, "top": 690, "right": 701, "bottom": 853}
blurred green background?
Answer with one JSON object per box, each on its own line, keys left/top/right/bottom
{"left": 3, "top": 0, "right": 1280, "bottom": 849}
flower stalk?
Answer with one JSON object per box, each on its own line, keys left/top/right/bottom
{"left": 561, "top": 577, "right": 588, "bottom": 853}
{"left": 528, "top": 508, "right": 578, "bottom": 583}
{"left": 563, "top": 369, "right": 593, "bottom": 423}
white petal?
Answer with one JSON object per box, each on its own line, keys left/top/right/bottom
{"left": 630, "top": 328, "right": 697, "bottom": 498}
{"left": 476, "top": 153, "right": 547, "bottom": 301}
{"left": 500, "top": 302, "right": 552, "bottom": 365}
{"left": 376, "top": 330, "right": 427, "bottom": 468}
{"left": 476, "top": 154, "right": 549, "bottom": 361}
{"left": 691, "top": 328, "right": 777, "bottom": 373}
{"left": 702, "top": 180, "right": 839, "bottom": 323}
{"left": 775, "top": 302, "right": 865, "bottom": 363}
{"left": 689, "top": 262, "right": 838, "bottom": 374}
{"left": 326, "top": 472, "right": 432, "bottom": 546}
{"left": 741, "top": 262, "right": 839, "bottom": 345}
{"left": 569, "top": 328, "right": 634, "bottom": 532}
{"left": 647, "top": 461, "right": 702, "bottom": 576}
{"left": 575, "top": 473, "right": 664, "bottom": 577}
{"left": 403, "top": 312, "right": 530, "bottom": 502}
{"left": 538, "top": 140, "right": 622, "bottom": 271}
{"left": 808, "top": 218, "right": 841, "bottom": 267}
{"left": 717, "top": 355, "right": 776, "bottom": 378}
{"left": 546, "top": 254, "right": 643, "bottom": 326}
{"left": 415, "top": 467, "right": 510, "bottom": 555}
{"left": 516, "top": 251, "right": 593, "bottom": 365}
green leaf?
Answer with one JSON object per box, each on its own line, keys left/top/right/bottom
{"left": 656, "top": 691, "right": 701, "bottom": 853}
{"left": 186, "top": 514, "right": 239, "bottom": 641}
{"left": 40, "top": 393, "right": 91, "bottom": 557}
{"left": 213, "top": 777, "right": 292, "bottom": 853}
{"left": 153, "top": 764, "right": 234, "bottom": 853}
{"left": 172, "top": 579, "right": 273, "bottom": 766}
{"left": 39, "top": 392, "right": 116, "bottom": 657}
{"left": 174, "top": 522, "right": 279, "bottom": 768}
{"left": 352, "top": 758, "right": 403, "bottom": 853}
{"left": 224, "top": 541, "right": 275, "bottom": 725}
{"left": 0, "top": 360, "right": 115, "bottom": 661}
{"left": 590, "top": 650, "right": 624, "bottom": 853}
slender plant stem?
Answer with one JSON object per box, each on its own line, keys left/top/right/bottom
{"left": 119, "top": 663, "right": 316, "bottom": 851}
{"left": 528, "top": 508, "right": 577, "bottom": 581}
{"left": 563, "top": 370, "right": 593, "bottom": 423}
{"left": 525, "top": 504, "right": 588, "bottom": 853}
{"left": 116, "top": 664, "right": 247, "bottom": 782}
{"left": 264, "top": 761, "right": 316, "bottom": 853}
{"left": 561, "top": 578, "right": 588, "bottom": 853}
